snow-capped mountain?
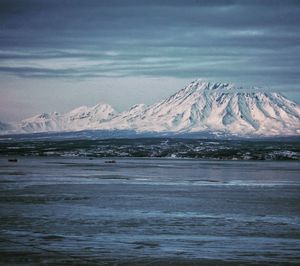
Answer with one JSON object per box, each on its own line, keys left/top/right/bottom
{"left": 1, "top": 80, "right": 300, "bottom": 137}
{"left": 14, "top": 103, "right": 118, "bottom": 133}
{"left": 100, "top": 80, "right": 300, "bottom": 136}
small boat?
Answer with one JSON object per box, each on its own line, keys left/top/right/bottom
{"left": 8, "top": 159, "right": 18, "bottom": 162}
{"left": 104, "top": 160, "right": 116, "bottom": 164}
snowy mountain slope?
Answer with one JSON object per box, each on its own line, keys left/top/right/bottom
{"left": 100, "top": 80, "right": 300, "bottom": 136}
{"left": 63, "top": 103, "right": 117, "bottom": 130}
{"left": 1, "top": 80, "right": 300, "bottom": 136}
{"left": 101, "top": 104, "right": 148, "bottom": 130}
{"left": 14, "top": 103, "right": 118, "bottom": 133}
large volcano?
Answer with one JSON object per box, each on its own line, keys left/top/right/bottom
{"left": 1, "top": 80, "right": 300, "bottom": 137}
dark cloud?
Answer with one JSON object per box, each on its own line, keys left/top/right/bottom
{"left": 0, "top": 0, "right": 299, "bottom": 92}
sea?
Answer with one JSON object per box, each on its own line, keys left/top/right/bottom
{"left": 0, "top": 157, "right": 300, "bottom": 265}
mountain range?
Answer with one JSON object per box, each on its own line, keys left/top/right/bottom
{"left": 1, "top": 80, "right": 300, "bottom": 137}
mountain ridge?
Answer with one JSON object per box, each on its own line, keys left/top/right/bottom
{"left": 1, "top": 79, "right": 300, "bottom": 137}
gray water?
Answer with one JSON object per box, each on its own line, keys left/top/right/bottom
{"left": 0, "top": 157, "right": 300, "bottom": 265}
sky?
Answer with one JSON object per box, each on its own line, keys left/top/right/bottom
{"left": 0, "top": 0, "right": 300, "bottom": 122}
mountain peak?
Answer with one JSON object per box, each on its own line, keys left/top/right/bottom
{"left": 1, "top": 79, "right": 299, "bottom": 136}
{"left": 124, "top": 80, "right": 300, "bottom": 136}
{"left": 92, "top": 103, "right": 118, "bottom": 114}
{"left": 185, "top": 79, "right": 236, "bottom": 93}
{"left": 93, "top": 103, "right": 114, "bottom": 109}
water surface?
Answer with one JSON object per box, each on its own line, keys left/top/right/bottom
{"left": 1, "top": 157, "right": 300, "bottom": 265}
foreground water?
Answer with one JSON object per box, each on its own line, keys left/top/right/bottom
{"left": 0, "top": 157, "right": 300, "bottom": 265}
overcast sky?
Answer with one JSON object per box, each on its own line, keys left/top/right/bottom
{"left": 0, "top": 0, "right": 300, "bottom": 122}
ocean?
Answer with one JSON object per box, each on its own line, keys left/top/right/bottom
{"left": 1, "top": 157, "right": 300, "bottom": 265}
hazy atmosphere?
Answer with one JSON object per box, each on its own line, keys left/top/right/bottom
{"left": 0, "top": 0, "right": 300, "bottom": 122}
